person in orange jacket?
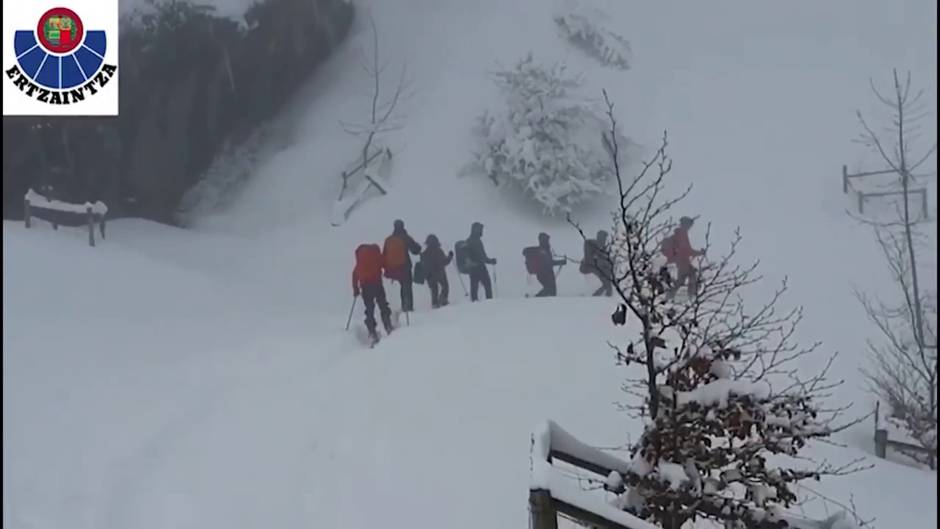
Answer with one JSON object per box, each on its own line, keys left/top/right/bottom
{"left": 352, "top": 243, "right": 393, "bottom": 340}
{"left": 661, "top": 216, "right": 705, "bottom": 300}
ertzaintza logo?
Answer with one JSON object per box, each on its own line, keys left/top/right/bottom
{"left": 3, "top": 0, "right": 119, "bottom": 116}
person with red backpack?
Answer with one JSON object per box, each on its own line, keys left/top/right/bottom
{"left": 352, "top": 243, "right": 394, "bottom": 342}
{"left": 383, "top": 219, "right": 422, "bottom": 313}
{"left": 660, "top": 216, "right": 705, "bottom": 300}
{"left": 523, "top": 232, "right": 567, "bottom": 297}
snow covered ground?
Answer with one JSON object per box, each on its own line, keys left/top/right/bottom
{"left": 4, "top": 0, "right": 937, "bottom": 527}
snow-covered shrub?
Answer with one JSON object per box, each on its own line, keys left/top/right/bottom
{"left": 581, "top": 94, "right": 865, "bottom": 528}
{"left": 554, "top": 3, "right": 631, "bottom": 71}
{"left": 473, "top": 53, "right": 619, "bottom": 216}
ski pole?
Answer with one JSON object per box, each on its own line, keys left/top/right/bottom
{"left": 344, "top": 296, "right": 358, "bottom": 330}
{"left": 492, "top": 265, "right": 498, "bottom": 298}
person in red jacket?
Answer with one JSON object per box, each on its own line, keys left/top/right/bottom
{"left": 662, "top": 216, "right": 705, "bottom": 300}
{"left": 352, "top": 243, "right": 393, "bottom": 340}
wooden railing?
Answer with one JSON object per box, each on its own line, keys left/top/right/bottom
{"left": 873, "top": 401, "right": 937, "bottom": 469}
{"left": 842, "top": 165, "right": 929, "bottom": 218}
{"left": 529, "top": 421, "right": 655, "bottom": 529}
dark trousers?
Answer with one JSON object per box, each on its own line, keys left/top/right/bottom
{"left": 427, "top": 274, "right": 449, "bottom": 308}
{"left": 667, "top": 264, "right": 698, "bottom": 299}
{"left": 535, "top": 271, "right": 557, "bottom": 297}
{"left": 362, "top": 283, "right": 392, "bottom": 334}
{"left": 592, "top": 271, "right": 613, "bottom": 296}
{"left": 397, "top": 277, "right": 415, "bottom": 312}
{"left": 469, "top": 267, "right": 492, "bottom": 302}
{"left": 387, "top": 265, "right": 415, "bottom": 312}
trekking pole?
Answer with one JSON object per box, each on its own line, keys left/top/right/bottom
{"left": 453, "top": 261, "right": 468, "bottom": 296}
{"left": 344, "top": 296, "right": 358, "bottom": 331}
{"left": 492, "top": 265, "right": 498, "bottom": 297}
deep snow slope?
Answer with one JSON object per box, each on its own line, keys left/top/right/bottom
{"left": 185, "top": 0, "right": 937, "bottom": 432}
{"left": 3, "top": 222, "right": 937, "bottom": 529}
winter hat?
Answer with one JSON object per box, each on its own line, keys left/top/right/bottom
{"left": 394, "top": 219, "right": 405, "bottom": 231}
{"left": 425, "top": 234, "right": 440, "bottom": 247}
{"left": 679, "top": 216, "right": 694, "bottom": 227}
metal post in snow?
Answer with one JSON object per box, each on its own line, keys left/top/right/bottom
{"left": 86, "top": 205, "right": 95, "bottom": 247}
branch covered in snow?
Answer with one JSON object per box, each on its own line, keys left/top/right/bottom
{"left": 554, "top": 4, "right": 631, "bottom": 70}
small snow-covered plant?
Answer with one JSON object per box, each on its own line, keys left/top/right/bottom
{"left": 473, "top": 53, "right": 620, "bottom": 216}
{"left": 554, "top": 3, "right": 631, "bottom": 70}
{"left": 573, "top": 91, "right": 867, "bottom": 529}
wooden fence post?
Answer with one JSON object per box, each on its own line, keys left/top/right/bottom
{"left": 86, "top": 206, "right": 95, "bottom": 247}
{"left": 529, "top": 489, "right": 558, "bottom": 529}
{"left": 24, "top": 198, "right": 31, "bottom": 228}
{"left": 922, "top": 189, "right": 929, "bottom": 220}
{"left": 842, "top": 165, "right": 848, "bottom": 194}
{"left": 874, "top": 429, "right": 888, "bottom": 459}
{"left": 100, "top": 217, "right": 107, "bottom": 239}
{"left": 858, "top": 192, "right": 865, "bottom": 214}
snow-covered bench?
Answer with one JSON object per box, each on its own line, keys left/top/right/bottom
{"left": 24, "top": 189, "right": 108, "bottom": 247}
{"left": 873, "top": 401, "right": 937, "bottom": 468}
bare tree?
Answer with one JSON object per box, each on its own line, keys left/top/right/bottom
{"left": 854, "top": 69, "right": 937, "bottom": 467}
{"left": 333, "top": 15, "right": 411, "bottom": 225}
{"left": 571, "top": 91, "right": 866, "bottom": 529}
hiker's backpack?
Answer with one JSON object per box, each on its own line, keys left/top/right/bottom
{"left": 660, "top": 235, "right": 676, "bottom": 263}
{"left": 580, "top": 240, "right": 594, "bottom": 274}
{"left": 413, "top": 260, "right": 427, "bottom": 285}
{"left": 454, "top": 240, "right": 470, "bottom": 274}
{"left": 522, "top": 246, "right": 544, "bottom": 275}
{"left": 355, "top": 244, "right": 384, "bottom": 283}
{"left": 384, "top": 235, "right": 408, "bottom": 269}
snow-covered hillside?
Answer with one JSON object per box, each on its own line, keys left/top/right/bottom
{"left": 3, "top": 222, "right": 937, "bottom": 528}
{"left": 4, "top": 0, "right": 937, "bottom": 527}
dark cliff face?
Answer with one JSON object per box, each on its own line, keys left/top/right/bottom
{"left": 2, "top": 0, "right": 354, "bottom": 224}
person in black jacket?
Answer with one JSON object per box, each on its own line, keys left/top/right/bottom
{"left": 465, "top": 222, "right": 496, "bottom": 302}
{"left": 533, "top": 232, "right": 566, "bottom": 297}
{"left": 383, "top": 219, "right": 422, "bottom": 312}
{"left": 583, "top": 230, "right": 613, "bottom": 297}
{"left": 420, "top": 234, "right": 454, "bottom": 308}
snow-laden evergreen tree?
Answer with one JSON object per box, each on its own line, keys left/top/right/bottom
{"left": 554, "top": 2, "right": 631, "bottom": 70}
{"left": 473, "top": 53, "right": 619, "bottom": 216}
{"left": 577, "top": 91, "right": 867, "bottom": 529}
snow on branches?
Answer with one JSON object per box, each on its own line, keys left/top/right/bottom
{"left": 553, "top": 3, "right": 631, "bottom": 71}
{"left": 473, "top": 53, "right": 620, "bottom": 216}
{"left": 572, "top": 91, "right": 867, "bottom": 529}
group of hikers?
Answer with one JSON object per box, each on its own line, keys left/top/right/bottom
{"left": 350, "top": 216, "right": 704, "bottom": 341}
